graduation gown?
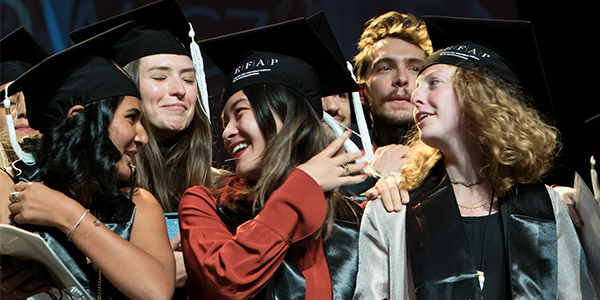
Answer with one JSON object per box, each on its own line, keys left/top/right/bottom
{"left": 354, "top": 163, "right": 596, "bottom": 300}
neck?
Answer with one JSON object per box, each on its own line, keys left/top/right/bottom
{"left": 372, "top": 114, "right": 415, "bottom": 146}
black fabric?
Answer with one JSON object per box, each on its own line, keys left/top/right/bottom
{"left": 421, "top": 15, "right": 554, "bottom": 120}
{"left": 405, "top": 162, "right": 558, "bottom": 299}
{"left": 215, "top": 182, "right": 361, "bottom": 300}
{"left": 0, "top": 22, "right": 140, "bottom": 134}
{"left": 0, "top": 27, "right": 49, "bottom": 84}
{"left": 8, "top": 165, "right": 137, "bottom": 299}
{"left": 198, "top": 11, "right": 358, "bottom": 114}
{"left": 462, "top": 213, "right": 508, "bottom": 300}
{"left": 68, "top": 0, "right": 191, "bottom": 66}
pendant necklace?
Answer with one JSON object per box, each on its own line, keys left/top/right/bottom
{"left": 477, "top": 189, "right": 495, "bottom": 290}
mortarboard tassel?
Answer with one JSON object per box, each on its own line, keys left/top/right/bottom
{"left": 189, "top": 22, "right": 211, "bottom": 124}
{"left": 3, "top": 82, "right": 35, "bottom": 165}
{"left": 347, "top": 61, "right": 374, "bottom": 161}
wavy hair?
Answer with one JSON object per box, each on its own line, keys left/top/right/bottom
{"left": 36, "top": 97, "right": 124, "bottom": 213}
{"left": 218, "top": 84, "right": 357, "bottom": 239}
{"left": 124, "top": 59, "right": 214, "bottom": 212}
{"left": 402, "top": 67, "right": 560, "bottom": 197}
{"left": 354, "top": 12, "right": 432, "bottom": 83}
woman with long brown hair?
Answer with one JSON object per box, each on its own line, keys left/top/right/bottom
{"left": 180, "top": 14, "right": 366, "bottom": 300}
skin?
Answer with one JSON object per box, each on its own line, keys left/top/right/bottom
{"left": 321, "top": 93, "right": 351, "bottom": 128}
{"left": 222, "top": 90, "right": 367, "bottom": 189}
{"left": 0, "top": 96, "right": 175, "bottom": 300}
{"left": 0, "top": 82, "right": 38, "bottom": 142}
{"left": 138, "top": 54, "right": 197, "bottom": 139}
{"left": 361, "top": 37, "right": 426, "bottom": 128}
{"left": 412, "top": 64, "right": 496, "bottom": 216}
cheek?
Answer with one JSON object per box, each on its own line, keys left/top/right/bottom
{"left": 139, "top": 81, "right": 163, "bottom": 106}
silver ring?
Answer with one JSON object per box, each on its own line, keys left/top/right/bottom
{"left": 9, "top": 192, "right": 19, "bottom": 203}
{"left": 341, "top": 164, "right": 350, "bottom": 176}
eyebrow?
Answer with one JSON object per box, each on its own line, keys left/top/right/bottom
{"left": 222, "top": 97, "right": 250, "bottom": 123}
{"left": 372, "top": 56, "right": 424, "bottom": 67}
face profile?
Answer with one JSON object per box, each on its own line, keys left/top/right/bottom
{"left": 322, "top": 93, "right": 351, "bottom": 128}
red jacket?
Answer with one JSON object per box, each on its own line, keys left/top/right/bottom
{"left": 179, "top": 169, "right": 332, "bottom": 300}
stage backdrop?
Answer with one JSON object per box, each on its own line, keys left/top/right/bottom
{"left": 1, "top": 0, "right": 596, "bottom": 187}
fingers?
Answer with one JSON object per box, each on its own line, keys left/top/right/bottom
{"left": 321, "top": 130, "right": 352, "bottom": 157}
{"left": 566, "top": 204, "right": 584, "bottom": 228}
{"left": 374, "top": 177, "right": 408, "bottom": 213}
{"left": 170, "top": 233, "right": 181, "bottom": 250}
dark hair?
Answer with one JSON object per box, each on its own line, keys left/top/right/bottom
{"left": 36, "top": 96, "right": 125, "bottom": 213}
{"left": 220, "top": 84, "right": 358, "bottom": 239}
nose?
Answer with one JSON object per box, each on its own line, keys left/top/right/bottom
{"left": 16, "top": 92, "right": 27, "bottom": 119}
{"left": 411, "top": 85, "right": 425, "bottom": 106}
{"left": 321, "top": 96, "right": 339, "bottom": 114}
{"left": 222, "top": 123, "right": 238, "bottom": 142}
{"left": 393, "top": 68, "right": 409, "bottom": 88}
{"left": 135, "top": 123, "right": 148, "bottom": 147}
{"left": 169, "top": 78, "right": 186, "bottom": 100}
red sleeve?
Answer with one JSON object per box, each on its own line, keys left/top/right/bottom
{"left": 180, "top": 169, "right": 327, "bottom": 300}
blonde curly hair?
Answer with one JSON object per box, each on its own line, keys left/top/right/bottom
{"left": 354, "top": 12, "right": 432, "bottom": 83}
{"left": 402, "top": 67, "right": 560, "bottom": 197}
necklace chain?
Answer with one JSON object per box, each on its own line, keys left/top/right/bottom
{"left": 457, "top": 198, "right": 492, "bottom": 210}
{"left": 451, "top": 178, "right": 484, "bottom": 187}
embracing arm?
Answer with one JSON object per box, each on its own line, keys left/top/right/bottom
{"left": 354, "top": 199, "right": 413, "bottom": 299}
{"left": 180, "top": 169, "right": 327, "bottom": 300}
{"left": 9, "top": 184, "right": 175, "bottom": 300}
{"left": 548, "top": 186, "right": 597, "bottom": 299}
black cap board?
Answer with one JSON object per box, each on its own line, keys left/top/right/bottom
{"left": 198, "top": 11, "right": 359, "bottom": 115}
{"left": 0, "top": 27, "right": 49, "bottom": 84}
{"left": 68, "top": 0, "right": 190, "bottom": 67}
{"left": 1, "top": 22, "right": 140, "bottom": 133}
{"left": 421, "top": 16, "right": 555, "bottom": 120}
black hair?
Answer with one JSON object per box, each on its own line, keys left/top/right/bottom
{"left": 36, "top": 96, "right": 125, "bottom": 213}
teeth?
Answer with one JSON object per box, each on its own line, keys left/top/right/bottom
{"left": 233, "top": 143, "right": 248, "bottom": 154}
{"left": 419, "top": 114, "right": 429, "bottom": 121}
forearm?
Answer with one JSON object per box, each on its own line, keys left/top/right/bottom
{"left": 70, "top": 213, "right": 175, "bottom": 300}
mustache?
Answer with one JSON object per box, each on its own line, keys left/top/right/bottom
{"left": 383, "top": 88, "right": 409, "bottom": 101}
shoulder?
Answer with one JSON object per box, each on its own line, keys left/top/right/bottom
{"left": 362, "top": 199, "right": 406, "bottom": 236}
{"left": 120, "top": 187, "right": 163, "bottom": 213}
{"left": 180, "top": 185, "right": 217, "bottom": 209}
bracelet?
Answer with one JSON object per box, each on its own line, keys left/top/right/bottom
{"left": 67, "top": 209, "right": 89, "bottom": 241}
{"left": 78, "top": 219, "right": 102, "bottom": 248}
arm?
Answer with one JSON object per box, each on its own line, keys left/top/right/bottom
{"left": 8, "top": 184, "right": 175, "bottom": 300}
{"left": 0, "top": 170, "right": 14, "bottom": 224}
{"left": 547, "top": 186, "right": 597, "bottom": 299}
{"left": 180, "top": 169, "right": 327, "bottom": 300}
{"left": 354, "top": 199, "right": 413, "bottom": 299}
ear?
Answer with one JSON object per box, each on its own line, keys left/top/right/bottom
{"left": 67, "top": 105, "right": 85, "bottom": 118}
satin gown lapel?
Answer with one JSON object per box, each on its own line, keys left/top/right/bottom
{"left": 500, "top": 182, "right": 557, "bottom": 299}
{"left": 406, "top": 164, "right": 482, "bottom": 299}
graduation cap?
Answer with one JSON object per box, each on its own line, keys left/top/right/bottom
{"left": 68, "top": 0, "right": 190, "bottom": 66}
{"left": 198, "top": 11, "right": 359, "bottom": 115}
{"left": 1, "top": 22, "right": 140, "bottom": 135}
{"left": 0, "top": 27, "right": 49, "bottom": 84}
{"left": 420, "top": 16, "right": 555, "bottom": 120}
{"left": 68, "top": 0, "right": 211, "bottom": 122}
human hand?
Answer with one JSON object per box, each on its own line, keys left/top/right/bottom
{"left": 297, "top": 130, "right": 367, "bottom": 192}
{"left": 7, "top": 182, "right": 81, "bottom": 231}
{"left": 365, "top": 175, "right": 409, "bottom": 213}
{"left": 553, "top": 186, "right": 583, "bottom": 228}
{"left": 0, "top": 260, "right": 53, "bottom": 300}
{"left": 369, "top": 144, "right": 410, "bottom": 176}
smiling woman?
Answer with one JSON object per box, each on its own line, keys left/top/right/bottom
{"left": 0, "top": 23, "right": 174, "bottom": 300}
{"left": 67, "top": 1, "right": 215, "bottom": 297}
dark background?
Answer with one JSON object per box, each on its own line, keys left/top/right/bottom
{"left": 1, "top": 0, "right": 597, "bottom": 188}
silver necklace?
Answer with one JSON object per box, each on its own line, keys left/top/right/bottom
{"left": 451, "top": 178, "right": 484, "bottom": 187}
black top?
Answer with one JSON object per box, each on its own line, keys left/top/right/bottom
{"left": 462, "top": 212, "right": 509, "bottom": 300}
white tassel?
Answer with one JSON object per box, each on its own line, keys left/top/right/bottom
{"left": 3, "top": 82, "right": 35, "bottom": 164}
{"left": 189, "top": 22, "right": 210, "bottom": 124}
{"left": 346, "top": 61, "right": 374, "bottom": 161}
